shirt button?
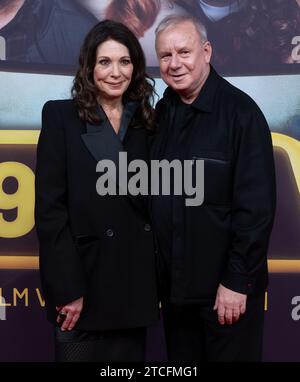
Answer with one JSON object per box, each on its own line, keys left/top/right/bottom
{"left": 106, "top": 229, "right": 114, "bottom": 237}
{"left": 144, "top": 223, "right": 151, "bottom": 232}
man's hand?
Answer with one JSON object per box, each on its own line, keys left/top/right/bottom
{"left": 56, "top": 297, "right": 83, "bottom": 331}
{"left": 213, "top": 284, "right": 247, "bottom": 325}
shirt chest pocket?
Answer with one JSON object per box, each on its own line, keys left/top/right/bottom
{"left": 192, "top": 152, "right": 233, "bottom": 206}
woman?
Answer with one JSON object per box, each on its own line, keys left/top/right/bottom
{"left": 35, "top": 20, "right": 158, "bottom": 362}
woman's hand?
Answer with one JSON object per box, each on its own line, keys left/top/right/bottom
{"left": 56, "top": 297, "right": 83, "bottom": 331}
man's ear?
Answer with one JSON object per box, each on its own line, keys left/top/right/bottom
{"left": 203, "top": 41, "right": 212, "bottom": 63}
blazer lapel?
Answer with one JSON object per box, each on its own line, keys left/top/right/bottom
{"left": 81, "top": 102, "right": 139, "bottom": 162}
{"left": 81, "top": 103, "right": 146, "bottom": 216}
{"left": 118, "top": 101, "right": 139, "bottom": 142}
{"left": 81, "top": 113, "right": 123, "bottom": 165}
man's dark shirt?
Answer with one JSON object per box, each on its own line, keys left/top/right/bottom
{"left": 152, "top": 97, "right": 195, "bottom": 274}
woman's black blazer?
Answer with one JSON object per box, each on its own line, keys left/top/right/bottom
{"left": 35, "top": 100, "right": 158, "bottom": 331}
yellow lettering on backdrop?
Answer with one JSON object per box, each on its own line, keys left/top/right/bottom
{"left": 0, "top": 162, "right": 35, "bottom": 238}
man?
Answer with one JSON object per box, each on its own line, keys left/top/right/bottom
{"left": 0, "top": 0, "right": 96, "bottom": 64}
{"left": 151, "top": 15, "right": 276, "bottom": 361}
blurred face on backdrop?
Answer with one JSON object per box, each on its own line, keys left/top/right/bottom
{"left": 93, "top": 39, "right": 134, "bottom": 102}
{"left": 156, "top": 21, "right": 212, "bottom": 102}
{"left": 0, "top": 0, "right": 24, "bottom": 12}
{"left": 77, "top": 0, "right": 113, "bottom": 19}
{"left": 201, "top": 0, "right": 237, "bottom": 5}
{"left": 0, "top": 0, "right": 25, "bottom": 30}
{"left": 0, "top": 0, "right": 13, "bottom": 8}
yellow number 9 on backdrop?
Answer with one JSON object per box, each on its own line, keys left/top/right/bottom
{"left": 0, "top": 162, "right": 35, "bottom": 238}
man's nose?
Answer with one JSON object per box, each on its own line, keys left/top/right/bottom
{"left": 169, "top": 54, "right": 181, "bottom": 69}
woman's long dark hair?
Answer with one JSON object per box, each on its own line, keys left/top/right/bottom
{"left": 72, "top": 20, "right": 155, "bottom": 130}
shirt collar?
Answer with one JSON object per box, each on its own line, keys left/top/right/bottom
{"left": 163, "top": 65, "right": 221, "bottom": 113}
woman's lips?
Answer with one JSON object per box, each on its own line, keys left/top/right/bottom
{"left": 106, "top": 82, "right": 123, "bottom": 86}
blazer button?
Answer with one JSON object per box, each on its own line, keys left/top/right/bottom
{"left": 144, "top": 223, "right": 151, "bottom": 232}
{"left": 106, "top": 229, "right": 114, "bottom": 237}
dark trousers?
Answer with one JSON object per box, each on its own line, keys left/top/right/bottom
{"left": 54, "top": 326, "right": 146, "bottom": 362}
{"left": 162, "top": 293, "right": 265, "bottom": 362}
